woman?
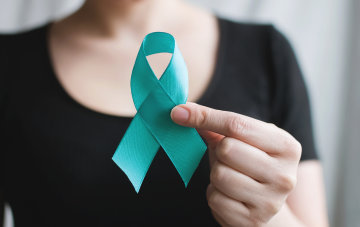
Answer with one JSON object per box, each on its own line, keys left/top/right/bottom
{"left": 0, "top": 0, "right": 329, "bottom": 226}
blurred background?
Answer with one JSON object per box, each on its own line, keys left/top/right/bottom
{"left": 0, "top": 0, "right": 359, "bottom": 226}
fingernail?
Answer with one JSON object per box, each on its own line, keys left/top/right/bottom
{"left": 171, "top": 106, "right": 189, "bottom": 122}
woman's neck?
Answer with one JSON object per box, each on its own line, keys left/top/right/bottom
{"left": 63, "top": 0, "right": 186, "bottom": 39}
{"left": 49, "top": 0, "right": 219, "bottom": 117}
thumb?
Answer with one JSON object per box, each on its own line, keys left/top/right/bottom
{"left": 171, "top": 103, "right": 224, "bottom": 147}
{"left": 171, "top": 104, "right": 224, "bottom": 167}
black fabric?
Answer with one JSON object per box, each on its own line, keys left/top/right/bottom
{"left": 0, "top": 18, "right": 317, "bottom": 227}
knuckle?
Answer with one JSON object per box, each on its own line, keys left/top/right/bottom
{"left": 262, "top": 199, "right": 282, "bottom": 217}
{"left": 268, "top": 123, "right": 278, "bottom": 129}
{"left": 207, "top": 190, "right": 221, "bottom": 209}
{"left": 227, "top": 115, "right": 248, "bottom": 136}
{"left": 193, "top": 107, "right": 211, "bottom": 128}
{"left": 245, "top": 214, "right": 264, "bottom": 227}
{"left": 248, "top": 219, "right": 263, "bottom": 227}
{"left": 224, "top": 217, "right": 238, "bottom": 227}
{"left": 281, "top": 135, "right": 302, "bottom": 160}
{"left": 216, "top": 138, "right": 234, "bottom": 162}
{"left": 292, "top": 140, "right": 302, "bottom": 160}
{"left": 275, "top": 173, "right": 297, "bottom": 192}
{"left": 210, "top": 162, "right": 226, "bottom": 186}
{"left": 249, "top": 205, "right": 269, "bottom": 224}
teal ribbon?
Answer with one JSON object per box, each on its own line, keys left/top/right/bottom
{"left": 112, "top": 32, "right": 207, "bottom": 193}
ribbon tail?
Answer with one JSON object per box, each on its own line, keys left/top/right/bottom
{"left": 162, "top": 126, "right": 207, "bottom": 187}
{"left": 137, "top": 85, "right": 207, "bottom": 187}
{"left": 112, "top": 113, "right": 160, "bottom": 193}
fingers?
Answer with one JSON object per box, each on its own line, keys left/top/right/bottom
{"left": 197, "top": 129, "right": 224, "bottom": 168}
{"left": 171, "top": 103, "right": 302, "bottom": 158}
{"left": 215, "top": 137, "right": 277, "bottom": 183}
{"left": 210, "top": 211, "right": 232, "bottom": 227}
{"left": 197, "top": 129, "right": 224, "bottom": 150}
{"left": 171, "top": 102, "right": 247, "bottom": 137}
{"left": 210, "top": 161, "right": 264, "bottom": 206}
{"left": 206, "top": 184, "right": 260, "bottom": 227}
{"left": 171, "top": 103, "right": 300, "bottom": 225}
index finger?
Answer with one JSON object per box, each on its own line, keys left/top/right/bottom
{"left": 171, "top": 103, "right": 301, "bottom": 156}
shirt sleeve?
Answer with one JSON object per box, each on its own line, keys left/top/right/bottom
{"left": 0, "top": 34, "right": 7, "bottom": 188}
{"left": 269, "top": 27, "right": 318, "bottom": 161}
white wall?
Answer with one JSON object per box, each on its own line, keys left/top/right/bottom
{"left": 1, "top": 0, "right": 359, "bottom": 226}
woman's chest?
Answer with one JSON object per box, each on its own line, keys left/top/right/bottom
{"left": 49, "top": 31, "right": 218, "bottom": 118}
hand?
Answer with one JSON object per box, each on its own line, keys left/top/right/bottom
{"left": 171, "top": 103, "right": 302, "bottom": 227}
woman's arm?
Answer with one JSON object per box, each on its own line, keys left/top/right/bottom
{"left": 171, "top": 103, "right": 329, "bottom": 227}
{"left": 266, "top": 161, "right": 329, "bottom": 227}
{"left": 172, "top": 103, "right": 303, "bottom": 226}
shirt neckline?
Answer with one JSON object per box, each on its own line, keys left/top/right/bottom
{"left": 42, "top": 17, "right": 227, "bottom": 120}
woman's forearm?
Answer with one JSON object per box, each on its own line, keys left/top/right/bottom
{"left": 265, "top": 203, "right": 306, "bottom": 227}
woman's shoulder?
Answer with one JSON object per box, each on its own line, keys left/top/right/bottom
{"left": 218, "top": 17, "right": 285, "bottom": 41}
{"left": 0, "top": 23, "right": 48, "bottom": 38}
{"left": 0, "top": 24, "right": 49, "bottom": 55}
{"left": 217, "top": 17, "right": 292, "bottom": 57}
{"left": 0, "top": 24, "right": 49, "bottom": 95}
{"left": 217, "top": 17, "right": 297, "bottom": 80}
{"left": 219, "top": 17, "right": 274, "bottom": 33}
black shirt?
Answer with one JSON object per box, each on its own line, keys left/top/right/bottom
{"left": 0, "top": 18, "right": 317, "bottom": 226}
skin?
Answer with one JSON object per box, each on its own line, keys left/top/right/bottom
{"left": 171, "top": 103, "right": 329, "bottom": 226}
{"left": 49, "top": 0, "right": 218, "bottom": 117}
{"left": 0, "top": 0, "right": 329, "bottom": 226}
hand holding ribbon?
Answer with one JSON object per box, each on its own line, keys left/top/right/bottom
{"left": 112, "top": 32, "right": 207, "bottom": 193}
{"left": 171, "top": 102, "right": 302, "bottom": 226}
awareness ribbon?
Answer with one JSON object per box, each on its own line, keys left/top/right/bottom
{"left": 112, "top": 32, "right": 207, "bottom": 193}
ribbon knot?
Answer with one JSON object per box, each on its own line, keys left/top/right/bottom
{"left": 112, "top": 32, "right": 207, "bottom": 193}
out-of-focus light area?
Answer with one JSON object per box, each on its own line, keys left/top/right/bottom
{"left": 0, "top": 0, "right": 359, "bottom": 226}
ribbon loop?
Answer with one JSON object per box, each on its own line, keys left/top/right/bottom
{"left": 112, "top": 32, "right": 207, "bottom": 193}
